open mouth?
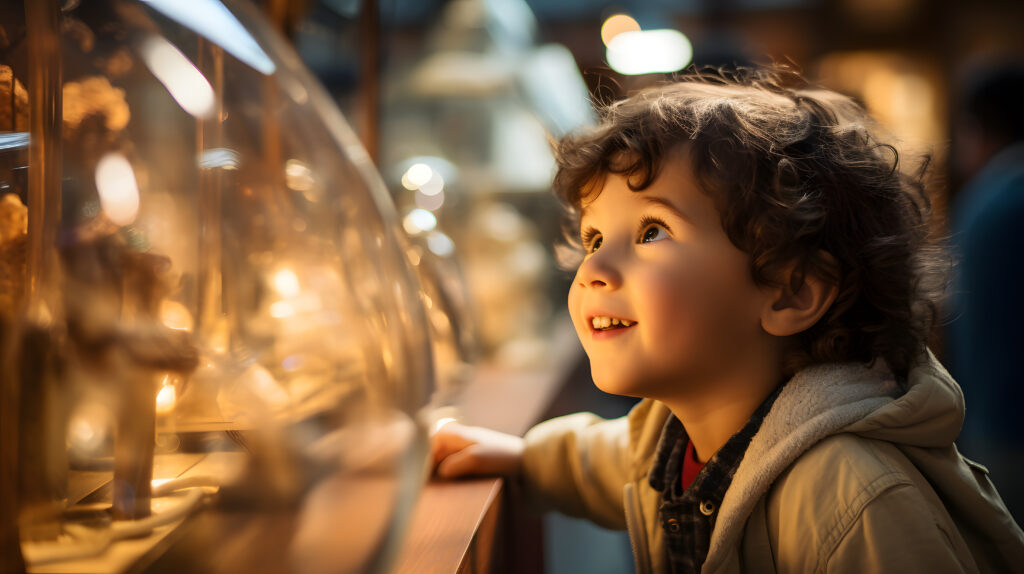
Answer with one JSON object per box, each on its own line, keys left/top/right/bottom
{"left": 590, "top": 316, "right": 636, "bottom": 331}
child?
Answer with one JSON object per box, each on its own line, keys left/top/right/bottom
{"left": 431, "top": 67, "right": 1024, "bottom": 573}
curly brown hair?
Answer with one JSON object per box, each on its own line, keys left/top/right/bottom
{"left": 553, "top": 66, "right": 946, "bottom": 379}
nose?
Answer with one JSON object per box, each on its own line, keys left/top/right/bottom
{"left": 575, "top": 247, "right": 622, "bottom": 290}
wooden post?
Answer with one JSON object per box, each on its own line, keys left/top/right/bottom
{"left": 0, "top": 316, "right": 26, "bottom": 574}
{"left": 24, "top": 0, "right": 61, "bottom": 320}
{"left": 358, "top": 0, "right": 380, "bottom": 165}
{"left": 18, "top": 0, "right": 65, "bottom": 543}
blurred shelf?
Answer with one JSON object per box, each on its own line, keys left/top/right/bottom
{"left": 21, "top": 317, "right": 581, "bottom": 574}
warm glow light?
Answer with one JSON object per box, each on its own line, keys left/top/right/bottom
{"left": 95, "top": 152, "right": 141, "bottom": 226}
{"left": 273, "top": 268, "right": 301, "bottom": 299}
{"left": 401, "top": 172, "right": 418, "bottom": 191}
{"left": 402, "top": 209, "right": 438, "bottom": 235}
{"left": 397, "top": 157, "right": 458, "bottom": 195}
{"left": 406, "top": 245, "right": 423, "bottom": 266}
{"left": 140, "top": 35, "right": 215, "bottom": 118}
{"left": 67, "top": 402, "right": 111, "bottom": 455}
{"left": 156, "top": 382, "right": 177, "bottom": 414}
{"left": 418, "top": 171, "right": 444, "bottom": 196}
{"left": 285, "top": 159, "right": 315, "bottom": 192}
{"left": 406, "top": 163, "right": 433, "bottom": 187}
{"left": 160, "top": 300, "right": 194, "bottom": 332}
{"left": 606, "top": 29, "right": 692, "bottom": 75}
{"left": 415, "top": 189, "right": 445, "bottom": 211}
{"left": 270, "top": 301, "right": 295, "bottom": 318}
{"left": 430, "top": 309, "right": 452, "bottom": 335}
{"left": 427, "top": 231, "right": 455, "bottom": 257}
{"left": 70, "top": 418, "right": 96, "bottom": 445}
{"left": 601, "top": 14, "right": 641, "bottom": 46}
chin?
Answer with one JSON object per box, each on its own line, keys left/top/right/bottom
{"left": 589, "top": 369, "right": 646, "bottom": 399}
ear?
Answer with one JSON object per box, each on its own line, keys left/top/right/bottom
{"left": 760, "top": 254, "right": 839, "bottom": 337}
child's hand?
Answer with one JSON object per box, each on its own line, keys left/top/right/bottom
{"left": 430, "top": 422, "right": 525, "bottom": 479}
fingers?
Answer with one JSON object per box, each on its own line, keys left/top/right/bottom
{"left": 435, "top": 446, "right": 479, "bottom": 478}
{"left": 430, "top": 423, "right": 475, "bottom": 467}
{"left": 435, "top": 443, "right": 521, "bottom": 478}
{"left": 429, "top": 423, "right": 525, "bottom": 479}
{"left": 430, "top": 424, "right": 469, "bottom": 476}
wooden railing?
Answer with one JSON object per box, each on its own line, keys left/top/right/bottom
{"left": 394, "top": 319, "right": 583, "bottom": 574}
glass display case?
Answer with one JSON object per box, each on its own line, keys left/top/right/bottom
{"left": 0, "top": 0, "right": 436, "bottom": 572}
{"left": 373, "top": 0, "right": 594, "bottom": 368}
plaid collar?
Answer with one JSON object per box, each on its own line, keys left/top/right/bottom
{"left": 649, "top": 384, "right": 784, "bottom": 497}
{"left": 647, "top": 384, "right": 784, "bottom": 574}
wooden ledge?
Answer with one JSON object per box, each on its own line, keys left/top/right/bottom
{"left": 394, "top": 316, "right": 582, "bottom": 574}
{"left": 392, "top": 478, "right": 504, "bottom": 574}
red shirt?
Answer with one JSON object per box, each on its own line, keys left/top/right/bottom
{"left": 681, "top": 440, "right": 706, "bottom": 491}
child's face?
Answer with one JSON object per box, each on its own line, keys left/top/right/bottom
{"left": 567, "top": 148, "right": 774, "bottom": 400}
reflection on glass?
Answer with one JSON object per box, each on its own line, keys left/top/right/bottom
{"left": 3, "top": 1, "right": 434, "bottom": 572}
{"left": 140, "top": 0, "right": 276, "bottom": 74}
{"left": 139, "top": 35, "right": 215, "bottom": 118}
{"left": 94, "top": 152, "right": 140, "bottom": 225}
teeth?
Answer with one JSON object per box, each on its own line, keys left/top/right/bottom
{"left": 590, "top": 316, "right": 634, "bottom": 330}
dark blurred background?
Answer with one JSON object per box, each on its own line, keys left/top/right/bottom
{"left": 276, "top": 0, "right": 1024, "bottom": 193}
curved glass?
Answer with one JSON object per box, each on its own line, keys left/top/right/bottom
{"left": 0, "top": 1, "right": 434, "bottom": 572}
{"left": 373, "top": 0, "right": 594, "bottom": 368}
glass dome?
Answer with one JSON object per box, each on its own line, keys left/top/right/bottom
{"left": 0, "top": 1, "right": 435, "bottom": 572}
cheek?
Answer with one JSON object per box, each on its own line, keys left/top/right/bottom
{"left": 567, "top": 278, "right": 585, "bottom": 331}
{"left": 639, "top": 254, "right": 756, "bottom": 339}
{"left": 632, "top": 265, "right": 694, "bottom": 344}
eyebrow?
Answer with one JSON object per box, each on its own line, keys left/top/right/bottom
{"left": 578, "top": 193, "right": 695, "bottom": 225}
{"left": 640, "top": 195, "right": 694, "bottom": 225}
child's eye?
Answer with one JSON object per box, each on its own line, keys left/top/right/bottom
{"left": 581, "top": 227, "right": 602, "bottom": 253}
{"left": 639, "top": 217, "right": 670, "bottom": 244}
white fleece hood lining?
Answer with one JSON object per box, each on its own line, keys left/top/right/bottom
{"left": 704, "top": 359, "right": 901, "bottom": 569}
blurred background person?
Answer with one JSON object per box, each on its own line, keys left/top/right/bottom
{"left": 947, "top": 62, "right": 1024, "bottom": 523}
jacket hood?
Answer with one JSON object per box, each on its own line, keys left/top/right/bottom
{"left": 845, "top": 355, "right": 965, "bottom": 447}
{"left": 703, "top": 351, "right": 974, "bottom": 572}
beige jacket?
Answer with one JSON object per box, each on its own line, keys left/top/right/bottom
{"left": 522, "top": 353, "right": 1024, "bottom": 573}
